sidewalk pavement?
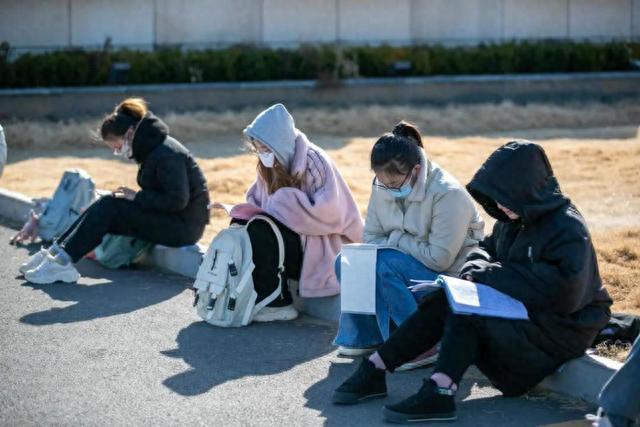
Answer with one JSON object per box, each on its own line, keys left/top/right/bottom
{"left": 0, "top": 223, "right": 596, "bottom": 426}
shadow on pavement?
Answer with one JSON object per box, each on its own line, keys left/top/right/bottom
{"left": 302, "top": 360, "right": 476, "bottom": 427}
{"left": 161, "top": 319, "right": 335, "bottom": 396}
{"left": 19, "top": 260, "right": 187, "bottom": 325}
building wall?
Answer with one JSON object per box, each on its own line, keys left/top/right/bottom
{"left": 262, "top": 0, "right": 337, "bottom": 44}
{"left": 155, "top": 0, "right": 261, "bottom": 45}
{"left": 0, "top": 0, "right": 637, "bottom": 50}
{"left": 70, "top": 0, "right": 154, "bottom": 46}
{"left": 503, "top": 0, "right": 569, "bottom": 39}
{"left": 410, "top": 0, "right": 503, "bottom": 42}
{"left": 0, "top": 0, "right": 70, "bottom": 47}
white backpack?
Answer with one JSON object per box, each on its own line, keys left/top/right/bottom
{"left": 39, "top": 169, "right": 97, "bottom": 241}
{"left": 192, "top": 215, "right": 285, "bottom": 327}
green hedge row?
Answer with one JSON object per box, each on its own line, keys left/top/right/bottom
{"left": 0, "top": 41, "right": 636, "bottom": 88}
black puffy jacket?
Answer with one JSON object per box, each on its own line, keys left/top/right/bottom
{"left": 461, "top": 140, "right": 611, "bottom": 360}
{"left": 130, "top": 113, "right": 210, "bottom": 228}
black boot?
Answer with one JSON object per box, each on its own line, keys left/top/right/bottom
{"left": 383, "top": 379, "right": 456, "bottom": 423}
{"left": 332, "top": 357, "right": 387, "bottom": 405}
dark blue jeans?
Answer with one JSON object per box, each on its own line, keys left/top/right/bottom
{"left": 600, "top": 335, "right": 640, "bottom": 423}
{"left": 333, "top": 249, "right": 438, "bottom": 348}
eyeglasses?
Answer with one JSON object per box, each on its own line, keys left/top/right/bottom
{"left": 373, "top": 169, "right": 413, "bottom": 191}
{"left": 247, "top": 137, "right": 271, "bottom": 154}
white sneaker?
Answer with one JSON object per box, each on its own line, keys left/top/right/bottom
{"left": 24, "top": 256, "right": 80, "bottom": 284}
{"left": 586, "top": 408, "right": 613, "bottom": 427}
{"left": 253, "top": 305, "right": 299, "bottom": 322}
{"left": 336, "top": 346, "right": 378, "bottom": 357}
{"left": 19, "top": 248, "right": 49, "bottom": 275}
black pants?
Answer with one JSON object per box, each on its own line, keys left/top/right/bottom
{"left": 240, "top": 215, "right": 302, "bottom": 308}
{"left": 57, "top": 195, "right": 206, "bottom": 263}
{"left": 377, "top": 290, "right": 559, "bottom": 396}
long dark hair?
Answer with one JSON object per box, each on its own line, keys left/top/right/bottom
{"left": 370, "top": 121, "right": 424, "bottom": 175}
{"left": 100, "top": 97, "right": 148, "bottom": 140}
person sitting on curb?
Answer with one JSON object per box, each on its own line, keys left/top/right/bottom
{"left": 215, "top": 103, "right": 363, "bottom": 322}
{"left": 589, "top": 335, "right": 640, "bottom": 427}
{"left": 20, "top": 97, "right": 210, "bottom": 284}
{"left": 333, "top": 121, "right": 484, "bottom": 370}
{"left": 331, "top": 140, "right": 612, "bottom": 424}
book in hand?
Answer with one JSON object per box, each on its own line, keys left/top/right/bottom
{"left": 410, "top": 275, "right": 529, "bottom": 320}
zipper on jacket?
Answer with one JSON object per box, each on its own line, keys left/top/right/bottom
{"left": 528, "top": 246, "right": 533, "bottom": 263}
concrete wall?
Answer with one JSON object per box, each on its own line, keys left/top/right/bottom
{"left": 1, "top": 0, "right": 637, "bottom": 50}
{"left": 411, "top": 0, "right": 502, "bottom": 43}
{"left": 155, "top": 0, "right": 261, "bottom": 45}
{"left": 569, "top": 0, "right": 633, "bottom": 39}
{"left": 503, "top": 0, "right": 568, "bottom": 39}
{"left": 263, "top": 0, "right": 337, "bottom": 44}
{"left": 635, "top": 0, "right": 640, "bottom": 38}
{"left": 0, "top": 0, "right": 70, "bottom": 48}
{"left": 70, "top": 0, "right": 154, "bottom": 46}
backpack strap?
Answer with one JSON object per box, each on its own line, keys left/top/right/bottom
{"left": 247, "top": 214, "right": 287, "bottom": 316}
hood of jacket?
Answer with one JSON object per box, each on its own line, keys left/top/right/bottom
{"left": 466, "top": 140, "right": 568, "bottom": 223}
{"left": 243, "top": 103, "right": 297, "bottom": 170}
{"left": 131, "top": 113, "right": 169, "bottom": 164}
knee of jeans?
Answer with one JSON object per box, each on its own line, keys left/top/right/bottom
{"left": 375, "top": 255, "right": 401, "bottom": 285}
{"left": 334, "top": 254, "right": 342, "bottom": 281}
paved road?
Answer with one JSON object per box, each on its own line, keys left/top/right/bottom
{"left": 0, "top": 224, "right": 593, "bottom": 426}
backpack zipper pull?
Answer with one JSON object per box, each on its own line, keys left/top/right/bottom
{"left": 528, "top": 246, "right": 533, "bottom": 263}
{"left": 192, "top": 289, "right": 200, "bottom": 307}
{"left": 207, "top": 295, "right": 216, "bottom": 311}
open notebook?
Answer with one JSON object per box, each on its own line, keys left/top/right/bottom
{"left": 410, "top": 275, "right": 529, "bottom": 320}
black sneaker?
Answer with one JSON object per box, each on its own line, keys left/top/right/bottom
{"left": 332, "top": 357, "right": 387, "bottom": 405}
{"left": 383, "top": 379, "right": 456, "bottom": 423}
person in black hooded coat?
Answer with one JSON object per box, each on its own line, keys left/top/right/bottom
{"left": 331, "top": 140, "right": 612, "bottom": 424}
{"left": 22, "top": 98, "right": 210, "bottom": 285}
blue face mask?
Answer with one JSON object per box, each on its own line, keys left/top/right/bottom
{"left": 386, "top": 183, "right": 412, "bottom": 199}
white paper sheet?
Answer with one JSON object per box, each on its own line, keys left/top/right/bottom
{"left": 440, "top": 276, "right": 529, "bottom": 320}
{"left": 340, "top": 244, "right": 378, "bottom": 314}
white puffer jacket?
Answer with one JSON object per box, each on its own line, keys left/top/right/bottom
{"left": 364, "top": 148, "right": 484, "bottom": 275}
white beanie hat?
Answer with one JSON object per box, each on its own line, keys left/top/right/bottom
{"left": 243, "top": 104, "right": 297, "bottom": 169}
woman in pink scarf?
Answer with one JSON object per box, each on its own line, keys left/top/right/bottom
{"left": 225, "top": 104, "right": 363, "bottom": 322}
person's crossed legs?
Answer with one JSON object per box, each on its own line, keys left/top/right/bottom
{"left": 333, "top": 289, "right": 484, "bottom": 423}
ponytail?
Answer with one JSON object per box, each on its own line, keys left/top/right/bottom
{"left": 370, "top": 121, "right": 424, "bottom": 175}
{"left": 100, "top": 97, "right": 148, "bottom": 140}
{"left": 392, "top": 121, "right": 423, "bottom": 148}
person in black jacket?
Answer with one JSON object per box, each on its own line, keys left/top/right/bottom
{"left": 331, "top": 140, "right": 612, "bottom": 424}
{"left": 22, "top": 98, "right": 210, "bottom": 284}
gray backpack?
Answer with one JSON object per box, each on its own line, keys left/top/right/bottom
{"left": 39, "top": 169, "right": 97, "bottom": 241}
{"left": 192, "top": 215, "right": 285, "bottom": 327}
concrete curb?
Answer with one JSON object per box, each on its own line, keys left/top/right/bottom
{"left": 2, "top": 72, "right": 640, "bottom": 120}
{"left": 0, "top": 188, "right": 35, "bottom": 224}
{"left": 0, "top": 186, "right": 620, "bottom": 405}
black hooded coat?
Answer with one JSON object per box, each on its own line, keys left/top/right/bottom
{"left": 130, "top": 113, "right": 210, "bottom": 240}
{"left": 56, "top": 113, "right": 210, "bottom": 261}
{"left": 459, "top": 140, "right": 611, "bottom": 393}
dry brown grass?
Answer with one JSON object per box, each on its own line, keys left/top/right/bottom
{"left": 3, "top": 100, "right": 640, "bottom": 149}
{"left": 594, "top": 341, "right": 632, "bottom": 362}
{"left": 1, "top": 128, "right": 639, "bottom": 313}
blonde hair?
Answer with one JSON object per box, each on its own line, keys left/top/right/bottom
{"left": 100, "top": 97, "right": 148, "bottom": 139}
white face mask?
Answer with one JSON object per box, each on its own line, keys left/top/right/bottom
{"left": 258, "top": 151, "right": 275, "bottom": 168}
{"left": 113, "top": 132, "right": 133, "bottom": 159}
